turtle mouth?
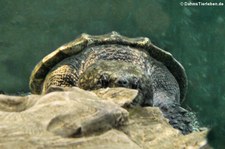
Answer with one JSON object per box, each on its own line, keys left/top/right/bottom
{"left": 78, "top": 70, "right": 143, "bottom": 91}
{"left": 97, "top": 73, "right": 141, "bottom": 89}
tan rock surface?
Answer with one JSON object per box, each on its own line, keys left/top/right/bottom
{"left": 0, "top": 87, "right": 211, "bottom": 149}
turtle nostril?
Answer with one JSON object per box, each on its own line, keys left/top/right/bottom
{"left": 116, "top": 78, "right": 129, "bottom": 87}
{"left": 131, "top": 77, "right": 140, "bottom": 89}
{"left": 100, "top": 73, "right": 109, "bottom": 88}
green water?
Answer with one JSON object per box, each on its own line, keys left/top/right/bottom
{"left": 0, "top": 0, "right": 224, "bottom": 147}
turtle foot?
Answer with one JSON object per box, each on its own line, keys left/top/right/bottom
{"left": 159, "top": 104, "right": 199, "bottom": 135}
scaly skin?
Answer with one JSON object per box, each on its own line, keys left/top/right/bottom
{"left": 42, "top": 44, "right": 196, "bottom": 134}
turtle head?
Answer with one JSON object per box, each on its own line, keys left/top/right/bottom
{"left": 78, "top": 60, "right": 145, "bottom": 89}
{"left": 78, "top": 60, "right": 153, "bottom": 105}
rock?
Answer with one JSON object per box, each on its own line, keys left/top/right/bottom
{"left": 0, "top": 94, "right": 39, "bottom": 112}
{"left": 121, "top": 108, "right": 210, "bottom": 149}
{"left": 0, "top": 87, "right": 211, "bottom": 149}
{"left": 93, "top": 87, "right": 139, "bottom": 107}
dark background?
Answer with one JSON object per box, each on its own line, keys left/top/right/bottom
{"left": 0, "top": 0, "right": 224, "bottom": 147}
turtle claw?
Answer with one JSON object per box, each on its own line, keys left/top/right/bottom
{"left": 159, "top": 105, "right": 198, "bottom": 134}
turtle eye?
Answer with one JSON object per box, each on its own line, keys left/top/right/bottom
{"left": 99, "top": 73, "right": 109, "bottom": 88}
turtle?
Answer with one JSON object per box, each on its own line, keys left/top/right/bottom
{"left": 29, "top": 31, "right": 196, "bottom": 134}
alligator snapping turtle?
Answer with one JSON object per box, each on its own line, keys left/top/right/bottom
{"left": 29, "top": 31, "right": 195, "bottom": 134}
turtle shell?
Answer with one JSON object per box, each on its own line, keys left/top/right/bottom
{"left": 29, "top": 31, "right": 188, "bottom": 102}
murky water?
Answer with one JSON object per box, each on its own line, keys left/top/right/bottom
{"left": 0, "top": 0, "right": 224, "bottom": 148}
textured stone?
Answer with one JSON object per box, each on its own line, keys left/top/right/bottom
{"left": 94, "top": 87, "right": 139, "bottom": 107}
{"left": 0, "top": 87, "right": 210, "bottom": 149}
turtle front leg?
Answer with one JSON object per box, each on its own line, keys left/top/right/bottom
{"left": 149, "top": 62, "right": 195, "bottom": 134}
{"left": 152, "top": 92, "right": 194, "bottom": 134}
{"left": 42, "top": 64, "right": 78, "bottom": 94}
